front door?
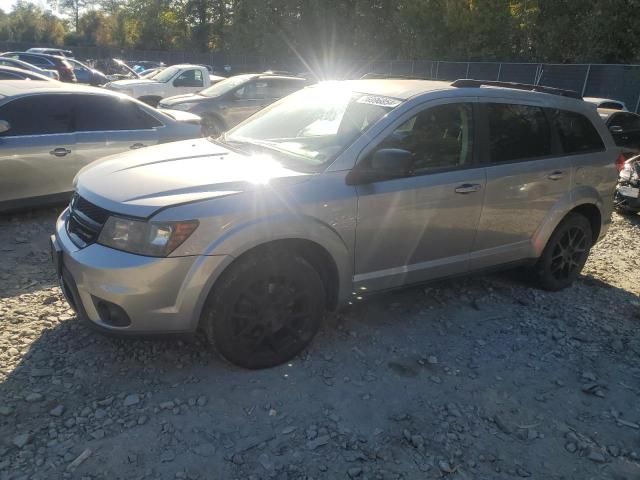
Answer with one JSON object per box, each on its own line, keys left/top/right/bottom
{"left": 0, "top": 94, "right": 76, "bottom": 203}
{"left": 353, "top": 101, "right": 486, "bottom": 291}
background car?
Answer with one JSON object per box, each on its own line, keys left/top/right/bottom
{"left": 585, "top": 97, "right": 628, "bottom": 110}
{"left": 599, "top": 108, "right": 640, "bottom": 158}
{"left": 159, "top": 72, "right": 310, "bottom": 135}
{"left": 0, "top": 81, "right": 202, "bottom": 211}
{"left": 140, "top": 67, "right": 164, "bottom": 78}
{"left": 0, "top": 52, "right": 76, "bottom": 82}
{"left": 67, "top": 58, "right": 108, "bottom": 85}
{"left": 0, "top": 57, "right": 59, "bottom": 79}
{"left": 27, "top": 47, "right": 74, "bottom": 58}
{"left": 0, "top": 66, "right": 57, "bottom": 81}
{"left": 128, "top": 60, "right": 165, "bottom": 73}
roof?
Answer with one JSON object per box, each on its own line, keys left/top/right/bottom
{"left": 585, "top": 97, "right": 624, "bottom": 104}
{"left": 0, "top": 81, "right": 119, "bottom": 98}
{"left": 598, "top": 107, "right": 639, "bottom": 120}
{"left": 330, "top": 79, "right": 453, "bottom": 100}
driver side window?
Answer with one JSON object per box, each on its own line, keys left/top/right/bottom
{"left": 175, "top": 69, "right": 203, "bottom": 87}
{"left": 378, "top": 103, "right": 474, "bottom": 174}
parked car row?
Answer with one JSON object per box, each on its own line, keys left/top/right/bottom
{"left": 0, "top": 81, "right": 202, "bottom": 211}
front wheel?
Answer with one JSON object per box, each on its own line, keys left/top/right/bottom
{"left": 532, "top": 213, "right": 593, "bottom": 291}
{"left": 201, "top": 251, "right": 326, "bottom": 369}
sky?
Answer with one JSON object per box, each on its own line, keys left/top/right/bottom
{"left": 1, "top": 0, "right": 48, "bottom": 12}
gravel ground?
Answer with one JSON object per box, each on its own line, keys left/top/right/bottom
{"left": 1, "top": 208, "right": 639, "bottom": 480}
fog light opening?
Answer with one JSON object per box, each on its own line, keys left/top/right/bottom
{"left": 94, "top": 299, "right": 131, "bottom": 327}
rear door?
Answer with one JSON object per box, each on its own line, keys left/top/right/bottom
{"left": 470, "top": 101, "right": 571, "bottom": 269}
{"left": 72, "top": 94, "right": 162, "bottom": 160}
{"left": 0, "top": 95, "right": 76, "bottom": 202}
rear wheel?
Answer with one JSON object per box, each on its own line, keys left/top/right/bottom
{"left": 202, "top": 250, "right": 326, "bottom": 369}
{"left": 532, "top": 213, "right": 592, "bottom": 291}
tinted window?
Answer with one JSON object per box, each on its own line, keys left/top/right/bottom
{"left": 0, "top": 95, "right": 73, "bottom": 136}
{"left": 599, "top": 101, "right": 624, "bottom": 110}
{"left": 0, "top": 71, "right": 23, "bottom": 79}
{"left": 73, "top": 95, "right": 162, "bottom": 131}
{"left": 378, "top": 103, "right": 474, "bottom": 173}
{"left": 235, "top": 80, "right": 269, "bottom": 100}
{"left": 19, "top": 54, "right": 52, "bottom": 67}
{"left": 269, "top": 79, "right": 306, "bottom": 98}
{"left": 551, "top": 109, "right": 605, "bottom": 154}
{"left": 175, "top": 69, "right": 203, "bottom": 87}
{"left": 609, "top": 113, "right": 640, "bottom": 131}
{"left": 487, "top": 103, "right": 551, "bottom": 162}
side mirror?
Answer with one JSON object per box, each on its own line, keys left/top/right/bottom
{"left": 0, "top": 120, "right": 10, "bottom": 134}
{"left": 609, "top": 125, "right": 624, "bottom": 135}
{"left": 346, "top": 148, "right": 413, "bottom": 185}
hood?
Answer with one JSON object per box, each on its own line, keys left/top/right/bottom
{"left": 76, "top": 138, "right": 309, "bottom": 218}
{"left": 108, "top": 78, "right": 155, "bottom": 88}
{"left": 161, "top": 93, "right": 208, "bottom": 106}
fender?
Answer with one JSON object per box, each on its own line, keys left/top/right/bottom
{"left": 532, "top": 185, "right": 605, "bottom": 257}
{"left": 184, "top": 212, "right": 354, "bottom": 330}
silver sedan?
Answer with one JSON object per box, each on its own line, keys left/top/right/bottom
{"left": 0, "top": 81, "right": 202, "bottom": 211}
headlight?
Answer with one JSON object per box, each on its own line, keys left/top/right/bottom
{"left": 98, "top": 217, "right": 199, "bottom": 257}
{"left": 168, "top": 102, "right": 195, "bottom": 111}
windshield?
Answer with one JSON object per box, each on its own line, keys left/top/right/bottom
{"left": 200, "top": 75, "right": 253, "bottom": 97}
{"left": 224, "top": 83, "right": 400, "bottom": 167}
{"left": 152, "top": 65, "right": 181, "bottom": 83}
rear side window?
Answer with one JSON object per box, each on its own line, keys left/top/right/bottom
{"left": 19, "top": 54, "right": 52, "bottom": 67}
{"left": 0, "top": 71, "right": 22, "bottom": 79}
{"left": 0, "top": 95, "right": 73, "bottom": 136}
{"left": 73, "top": 95, "right": 162, "bottom": 131}
{"left": 550, "top": 109, "right": 605, "bottom": 154}
{"left": 487, "top": 103, "right": 551, "bottom": 163}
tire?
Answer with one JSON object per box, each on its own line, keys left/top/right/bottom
{"left": 201, "top": 115, "right": 225, "bottom": 137}
{"left": 201, "top": 250, "right": 326, "bottom": 369}
{"left": 532, "top": 213, "right": 593, "bottom": 291}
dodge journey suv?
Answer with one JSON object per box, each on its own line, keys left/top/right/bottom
{"left": 52, "top": 79, "right": 618, "bottom": 369}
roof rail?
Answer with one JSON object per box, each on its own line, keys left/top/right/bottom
{"left": 360, "top": 73, "right": 427, "bottom": 80}
{"left": 451, "top": 79, "right": 582, "bottom": 99}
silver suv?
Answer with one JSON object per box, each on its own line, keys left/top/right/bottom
{"left": 51, "top": 79, "right": 618, "bottom": 369}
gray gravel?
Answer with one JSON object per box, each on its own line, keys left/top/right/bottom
{"left": 1, "top": 208, "right": 640, "bottom": 479}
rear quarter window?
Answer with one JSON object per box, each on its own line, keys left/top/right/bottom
{"left": 550, "top": 109, "right": 605, "bottom": 154}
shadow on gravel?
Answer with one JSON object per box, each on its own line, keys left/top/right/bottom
{"left": 2, "top": 254, "right": 640, "bottom": 477}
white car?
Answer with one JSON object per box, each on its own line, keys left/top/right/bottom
{"left": 106, "top": 64, "right": 225, "bottom": 107}
{"left": 584, "top": 97, "right": 628, "bottom": 111}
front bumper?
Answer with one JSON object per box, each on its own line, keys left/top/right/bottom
{"left": 53, "top": 209, "right": 233, "bottom": 333}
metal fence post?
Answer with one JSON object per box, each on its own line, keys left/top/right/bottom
{"left": 496, "top": 63, "right": 502, "bottom": 81}
{"left": 435, "top": 61, "right": 440, "bottom": 80}
{"left": 465, "top": 62, "right": 470, "bottom": 78}
{"left": 581, "top": 64, "right": 592, "bottom": 97}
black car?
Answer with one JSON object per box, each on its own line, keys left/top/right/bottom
{"left": 158, "top": 72, "right": 309, "bottom": 135}
{"left": 599, "top": 108, "right": 640, "bottom": 158}
{"left": 0, "top": 52, "right": 76, "bottom": 82}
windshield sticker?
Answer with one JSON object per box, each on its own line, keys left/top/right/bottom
{"left": 356, "top": 95, "right": 402, "bottom": 108}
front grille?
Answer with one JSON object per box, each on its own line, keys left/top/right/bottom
{"left": 66, "top": 194, "right": 111, "bottom": 247}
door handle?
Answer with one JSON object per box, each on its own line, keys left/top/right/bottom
{"left": 455, "top": 183, "right": 482, "bottom": 194}
{"left": 49, "top": 148, "right": 71, "bottom": 157}
{"left": 129, "top": 143, "right": 146, "bottom": 150}
{"left": 547, "top": 171, "right": 565, "bottom": 181}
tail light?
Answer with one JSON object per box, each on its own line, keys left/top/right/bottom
{"left": 616, "top": 153, "right": 626, "bottom": 172}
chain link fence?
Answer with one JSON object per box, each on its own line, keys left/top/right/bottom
{"left": 2, "top": 41, "right": 640, "bottom": 112}
{"left": 366, "top": 60, "right": 640, "bottom": 113}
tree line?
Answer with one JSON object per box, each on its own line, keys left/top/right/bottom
{"left": 1, "top": 0, "right": 639, "bottom": 64}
